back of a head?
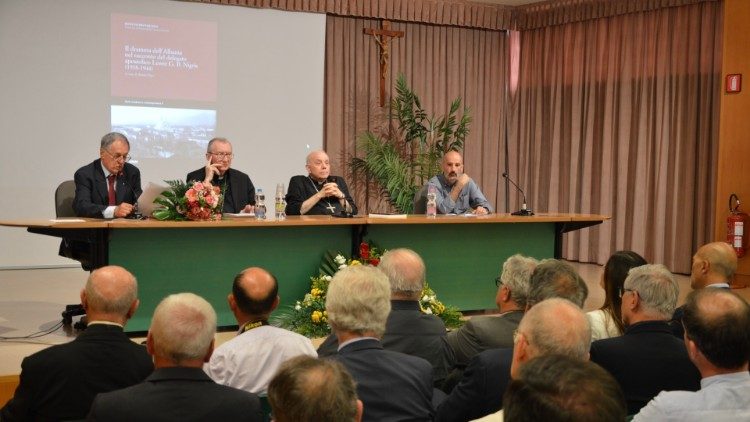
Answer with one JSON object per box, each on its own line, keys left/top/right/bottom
{"left": 603, "top": 250, "right": 647, "bottom": 297}
{"left": 503, "top": 354, "right": 626, "bottom": 422}
{"left": 623, "top": 264, "right": 679, "bottom": 319}
{"left": 269, "top": 356, "right": 359, "bottom": 422}
{"left": 325, "top": 265, "right": 391, "bottom": 337}
{"left": 699, "top": 242, "right": 738, "bottom": 280}
{"left": 527, "top": 259, "right": 588, "bottom": 308}
{"left": 150, "top": 292, "right": 217, "bottom": 365}
{"left": 232, "top": 267, "right": 279, "bottom": 317}
{"left": 683, "top": 288, "right": 750, "bottom": 370}
{"left": 85, "top": 265, "right": 138, "bottom": 318}
{"left": 500, "top": 254, "right": 538, "bottom": 308}
{"left": 519, "top": 298, "right": 591, "bottom": 361}
{"left": 378, "top": 248, "right": 425, "bottom": 297}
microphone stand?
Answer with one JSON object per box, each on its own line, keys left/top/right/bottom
{"left": 502, "top": 173, "right": 534, "bottom": 216}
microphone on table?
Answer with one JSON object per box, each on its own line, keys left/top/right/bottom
{"left": 120, "top": 173, "right": 145, "bottom": 220}
{"left": 502, "top": 172, "right": 534, "bottom": 216}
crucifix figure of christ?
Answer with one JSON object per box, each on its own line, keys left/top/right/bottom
{"left": 364, "top": 20, "right": 404, "bottom": 107}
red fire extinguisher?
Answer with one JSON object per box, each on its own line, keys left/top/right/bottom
{"left": 727, "top": 194, "right": 749, "bottom": 258}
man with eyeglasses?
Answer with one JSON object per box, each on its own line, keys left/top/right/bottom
{"left": 590, "top": 264, "right": 701, "bottom": 415}
{"left": 73, "top": 132, "right": 142, "bottom": 218}
{"left": 187, "top": 137, "right": 255, "bottom": 214}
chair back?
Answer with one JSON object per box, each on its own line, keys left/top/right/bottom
{"left": 55, "top": 180, "right": 76, "bottom": 217}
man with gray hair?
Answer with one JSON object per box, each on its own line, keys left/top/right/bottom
{"left": 268, "top": 355, "right": 363, "bottom": 422}
{"left": 1, "top": 266, "right": 152, "bottom": 421}
{"left": 326, "top": 265, "right": 435, "bottom": 421}
{"left": 88, "top": 293, "right": 262, "bottom": 421}
{"left": 436, "top": 258, "right": 589, "bottom": 421}
{"left": 187, "top": 137, "right": 256, "bottom": 213}
{"left": 317, "top": 248, "right": 450, "bottom": 386}
{"left": 73, "top": 132, "right": 142, "bottom": 218}
{"left": 446, "top": 254, "right": 537, "bottom": 367}
{"left": 591, "top": 264, "right": 701, "bottom": 415}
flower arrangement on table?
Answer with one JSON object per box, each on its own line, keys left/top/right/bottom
{"left": 152, "top": 180, "right": 224, "bottom": 221}
{"left": 274, "top": 242, "right": 463, "bottom": 338}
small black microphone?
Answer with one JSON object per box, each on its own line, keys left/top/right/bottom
{"left": 120, "top": 174, "right": 145, "bottom": 220}
{"left": 502, "top": 172, "right": 534, "bottom": 216}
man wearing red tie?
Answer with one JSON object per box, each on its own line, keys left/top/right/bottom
{"left": 73, "top": 132, "right": 142, "bottom": 218}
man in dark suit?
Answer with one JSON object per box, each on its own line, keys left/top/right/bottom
{"left": 186, "top": 137, "right": 256, "bottom": 214}
{"left": 445, "top": 254, "right": 537, "bottom": 368}
{"left": 285, "top": 150, "right": 357, "bottom": 215}
{"left": 435, "top": 259, "right": 589, "bottom": 422}
{"left": 88, "top": 292, "right": 262, "bottom": 421}
{"left": 317, "top": 248, "right": 451, "bottom": 387}
{"left": 591, "top": 264, "right": 701, "bottom": 415}
{"left": 268, "top": 355, "right": 364, "bottom": 422}
{"left": 669, "top": 241, "right": 736, "bottom": 338}
{"left": 73, "top": 132, "right": 142, "bottom": 218}
{"left": 1, "top": 266, "right": 153, "bottom": 421}
{"left": 326, "top": 265, "right": 435, "bottom": 421}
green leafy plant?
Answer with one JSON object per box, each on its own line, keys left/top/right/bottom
{"left": 151, "top": 180, "right": 190, "bottom": 221}
{"left": 351, "top": 74, "right": 471, "bottom": 213}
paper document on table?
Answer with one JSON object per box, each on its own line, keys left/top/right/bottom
{"left": 368, "top": 213, "right": 408, "bottom": 219}
{"left": 223, "top": 213, "right": 256, "bottom": 218}
{"left": 50, "top": 219, "right": 86, "bottom": 223}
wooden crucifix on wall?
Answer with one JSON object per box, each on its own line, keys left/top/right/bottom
{"left": 364, "top": 20, "right": 404, "bottom": 107}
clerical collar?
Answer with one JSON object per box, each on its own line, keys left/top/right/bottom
{"left": 309, "top": 176, "right": 326, "bottom": 186}
{"left": 239, "top": 319, "right": 268, "bottom": 334}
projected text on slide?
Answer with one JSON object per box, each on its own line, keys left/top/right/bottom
{"left": 111, "top": 13, "right": 218, "bottom": 160}
{"left": 111, "top": 13, "right": 217, "bottom": 101}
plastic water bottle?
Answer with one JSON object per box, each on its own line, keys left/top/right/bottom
{"left": 426, "top": 185, "right": 437, "bottom": 217}
{"left": 275, "top": 183, "right": 286, "bottom": 221}
{"left": 255, "top": 188, "right": 266, "bottom": 220}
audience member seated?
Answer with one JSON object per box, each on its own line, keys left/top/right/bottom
{"left": 88, "top": 293, "right": 262, "bottom": 421}
{"left": 634, "top": 288, "right": 750, "bottom": 421}
{"left": 268, "top": 355, "right": 363, "bottom": 422}
{"left": 204, "top": 267, "right": 316, "bottom": 394}
{"left": 587, "top": 250, "right": 647, "bottom": 340}
{"left": 669, "top": 241, "right": 737, "bottom": 338}
{"left": 326, "top": 265, "right": 435, "bottom": 421}
{"left": 435, "top": 259, "right": 589, "bottom": 422}
{"left": 1, "top": 266, "right": 152, "bottom": 421}
{"left": 590, "top": 264, "right": 701, "bottom": 415}
{"left": 317, "top": 248, "right": 451, "bottom": 386}
{"left": 419, "top": 150, "right": 492, "bottom": 215}
{"left": 285, "top": 150, "right": 357, "bottom": 215}
{"left": 186, "top": 137, "right": 256, "bottom": 214}
{"left": 446, "top": 254, "right": 537, "bottom": 367}
{"left": 503, "top": 354, "right": 627, "bottom": 422}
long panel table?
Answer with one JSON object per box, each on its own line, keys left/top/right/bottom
{"left": 2, "top": 214, "right": 608, "bottom": 332}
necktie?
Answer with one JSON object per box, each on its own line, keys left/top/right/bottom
{"left": 107, "top": 174, "right": 116, "bottom": 205}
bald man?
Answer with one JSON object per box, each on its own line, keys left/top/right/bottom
{"left": 1, "top": 266, "right": 152, "bottom": 421}
{"left": 204, "top": 267, "right": 316, "bottom": 394}
{"left": 670, "top": 241, "right": 738, "bottom": 338}
{"left": 423, "top": 150, "right": 492, "bottom": 215}
{"left": 285, "top": 150, "right": 358, "bottom": 215}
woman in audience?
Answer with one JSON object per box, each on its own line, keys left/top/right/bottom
{"left": 587, "top": 251, "right": 647, "bottom": 340}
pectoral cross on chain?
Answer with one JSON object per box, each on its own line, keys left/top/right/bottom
{"left": 364, "top": 20, "right": 404, "bottom": 107}
{"left": 325, "top": 202, "right": 337, "bottom": 214}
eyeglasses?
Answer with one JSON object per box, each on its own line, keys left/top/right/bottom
{"left": 495, "top": 277, "right": 504, "bottom": 287}
{"left": 209, "top": 152, "right": 234, "bottom": 160}
{"left": 103, "top": 149, "right": 131, "bottom": 162}
{"left": 619, "top": 288, "right": 635, "bottom": 298}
